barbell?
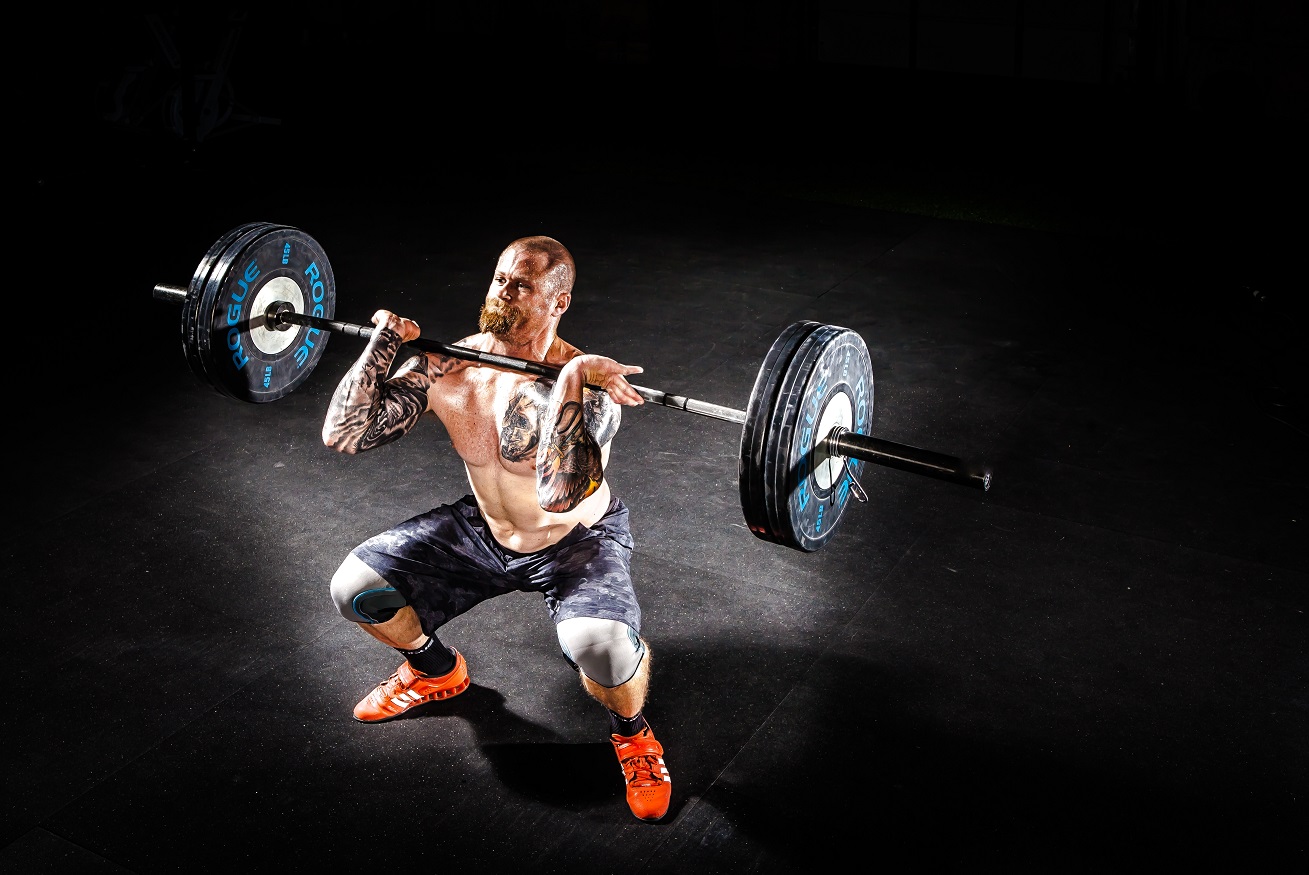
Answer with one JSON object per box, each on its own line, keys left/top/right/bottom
{"left": 153, "top": 222, "right": 992, "bottom": 552}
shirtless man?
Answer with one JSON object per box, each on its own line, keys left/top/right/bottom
{"left": 321, "top": 235, "right": 671, "bottom": 822}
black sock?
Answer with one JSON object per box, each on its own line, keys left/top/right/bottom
{"left": 398, "top": 635, "right": 456, "bottom": 677}
{"left": 608, "top": 709, "right": 648, "bottom": 737}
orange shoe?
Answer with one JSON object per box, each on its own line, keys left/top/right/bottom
{"left": 352, "top": 649, "right": 470, "bottom": 723}
{"left": 610, "top": 725, "right": 671, "bottom": 822}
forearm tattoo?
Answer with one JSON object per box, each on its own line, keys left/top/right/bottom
{"left": 323, "top": 328, "right": 451, "bottom": 453}
{"left": 356, "top": 380, "right": 428, "bottom": 450}
{"left": 536, "top": 399, "right": 604, "bottom": 512}
{"left": 584, "top": 389, "right": 620, "bottom": 447}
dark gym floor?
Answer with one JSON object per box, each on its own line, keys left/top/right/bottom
{"left": 6, "top": 16, "right": 1307, "bottom": 874}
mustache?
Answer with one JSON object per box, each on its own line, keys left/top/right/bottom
{"left": 479, "top": 299, "right": 523, "bottom": 335}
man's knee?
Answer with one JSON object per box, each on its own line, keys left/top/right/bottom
{"left": 330, "top": 554, "right": 407, "bottom": 624}
{"left": 556, "top": 617, "right": 646, "bottom": 688}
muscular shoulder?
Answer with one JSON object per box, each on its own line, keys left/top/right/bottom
{"left": 550, "top": 336, "right": 585, "bottom": 366}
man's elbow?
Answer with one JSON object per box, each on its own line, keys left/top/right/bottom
{"left": 322, "top": 428, "right": 359, "bottom": 454}
{"left": 537, "top": 477, "right": 600, "bottom": 514}
{"left": 538, "top": 492, "right": 581, "bottom": 514}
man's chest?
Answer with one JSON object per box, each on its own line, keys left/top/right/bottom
{"left": 436, "top": 374, "right": 552, "bottom": 469}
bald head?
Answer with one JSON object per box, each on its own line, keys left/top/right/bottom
{"left": 505, "top": 236, "right": 575, "bottom": 301}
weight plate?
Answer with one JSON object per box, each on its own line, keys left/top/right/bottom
{"left": 762, "top": 324, "right": 839, "bottom": 545}
{"left": 788, "top": 328, "right": 874, "bottom": 551}
{"left": 738, "top": 320, "right": 824, "bottom": 545}
{"left": 192, "top": 224, "right": 335, "bottom": 403}
{"left": 186, "top": 223, "right": 284, "bottom": 398}
{"left": 763, "top": 325, "right": 874, "bottom": 552}
{"left": 181, "top": 222, "right": 270, "bottom": 391}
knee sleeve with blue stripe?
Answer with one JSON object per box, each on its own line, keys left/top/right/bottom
{"left": 331, "top": 554, "right": 408, "bottom": 624}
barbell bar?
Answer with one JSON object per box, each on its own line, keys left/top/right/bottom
{"left": 151, "top": 284, "right": 990, "bottom": 492}
{"left": 154, "top": 222, "right": 992, "bottom": 552}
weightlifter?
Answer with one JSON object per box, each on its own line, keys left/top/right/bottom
{"left": 320, "top": 235, "right": 671, "bottom": 822}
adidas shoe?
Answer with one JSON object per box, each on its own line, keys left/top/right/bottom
{"left": 352, "top": 649, "right": 470, "bottom": 723}
{"left": 611, "top": 724, "right": 671, "bottom": 821}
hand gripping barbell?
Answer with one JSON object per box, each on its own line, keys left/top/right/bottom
{"left": 153, "top": 222, "right": 992, "bottom": 552}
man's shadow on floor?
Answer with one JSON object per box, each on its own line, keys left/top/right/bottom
{"left": 388, "top": 682, "right": 640, "bottom": 813}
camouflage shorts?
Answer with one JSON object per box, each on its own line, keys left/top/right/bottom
{"left": 349, "top": 493, "right": 641, "bottom": 636}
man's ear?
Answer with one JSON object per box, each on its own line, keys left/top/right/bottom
{"left": 553, "top": 291, "right": 571, "bottom": 315}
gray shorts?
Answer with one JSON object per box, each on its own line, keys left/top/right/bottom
{"left": 349, "top": 494, "right": 640, "bottom": 637}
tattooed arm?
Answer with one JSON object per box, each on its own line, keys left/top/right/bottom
{"left": 535, "top": 353, "right": 644, "bottom": 512}
{"left": 322, "top": 310, "right": 446, "bottom": 454}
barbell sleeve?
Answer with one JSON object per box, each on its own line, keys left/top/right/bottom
{"left": 154, "top": 284, "right": 188, "bottom": 304}
{"left": 827, "top": 426, "right": 992, "bottom": 491}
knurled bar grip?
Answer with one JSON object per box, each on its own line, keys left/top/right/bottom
{"left": 154, "top": 283, "right": 986, "bottom": 489}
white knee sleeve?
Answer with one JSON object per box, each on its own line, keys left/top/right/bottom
{"left": 556, "top": 617, "right": 645, "bottom": 688}
{"left": 330, "top": 554, "right": 407, "bottom": 624}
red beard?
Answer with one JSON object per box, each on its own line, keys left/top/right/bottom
{"left": 479, "top": 300, "right": 523, "bottom": 335}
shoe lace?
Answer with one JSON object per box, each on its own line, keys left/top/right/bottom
{"left": 620, "top": 752, "right": 663, "bottom": 785}
{"left": 377, "top": 668, "right": 409, "bottom": 696}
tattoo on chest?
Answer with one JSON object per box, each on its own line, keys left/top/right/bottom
{"left": 499, "top": 380, "right": 621, "bottom": 464}
{"left": 500, "top": 379, "right": 623, "bottom": 463}
{"left": 500, "top": 383, "right": 547, "bottom": 462}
